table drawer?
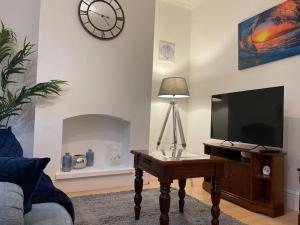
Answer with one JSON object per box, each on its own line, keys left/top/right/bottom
{"left": 137, "top": 155, "right": 160, "bottom": 176}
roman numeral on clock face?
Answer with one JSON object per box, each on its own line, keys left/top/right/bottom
{"left": 80, "top": 10, "right": 88, "bottom": 15}
{"left": 82, "top": 0, "right": 89, "bottom": 6}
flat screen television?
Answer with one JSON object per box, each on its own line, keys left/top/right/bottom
{"left": 211, "top": 86, "right": 284, "bottom": 148}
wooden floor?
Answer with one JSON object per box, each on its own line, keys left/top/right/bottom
{"left": 68, "top": 176, "right": 297, "bottom": 225}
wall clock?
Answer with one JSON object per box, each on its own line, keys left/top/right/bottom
{"left": 79, "top": 0, "right": 125, "bottom": 40}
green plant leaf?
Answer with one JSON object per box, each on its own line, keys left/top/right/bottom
{"left": 0, "top": 22, "right": 68, "bottom": 127}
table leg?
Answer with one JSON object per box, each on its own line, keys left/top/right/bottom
{"left": 159, "top": 181, "right": 171, "bottom": 225}
{"left": 211, "top": 176, "right": 221, "bottom": 225}
{"left": 178, "top": 179, "right": 186, "bottom": 213}
{"left": 134, "top": 168, "right": 143, "bottom": 220}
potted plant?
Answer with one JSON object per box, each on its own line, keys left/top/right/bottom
{"left": 0, "top": 22, "right": 67, "bottom": 156}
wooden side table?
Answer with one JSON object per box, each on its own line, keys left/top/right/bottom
{"left": 131, "top": 150, "right": 225, "bottom": 225}
{"left": 298, "top": 168, "right": 300, "bottom": 225}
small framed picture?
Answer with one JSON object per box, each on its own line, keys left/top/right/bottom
{"left": 159, "top": 40, "right": 175, "bottom": 62}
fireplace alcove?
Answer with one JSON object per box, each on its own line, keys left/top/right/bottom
{"left": 55, "top": 114, "right": 133, "bottom": 180}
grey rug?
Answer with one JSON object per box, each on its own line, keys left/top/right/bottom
{"left": 71, "top": 188, "right": 245, "bottom": 225}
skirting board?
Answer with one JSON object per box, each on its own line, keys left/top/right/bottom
{"left": 285, "top": 189, "right": 299, "bottom": 211}
{"left": 53, "top": 172, "right": 150, "bottom": 193}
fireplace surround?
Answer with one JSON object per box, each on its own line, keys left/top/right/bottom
{"left": 56, "top": 114, "right": 132, "bottom": 180}
{"left": 33, "top": 0, "right": 154, "bottom": 192}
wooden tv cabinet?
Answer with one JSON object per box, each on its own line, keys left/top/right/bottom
{"left": 203, "top": 143, "right": 286, "bottom": 217}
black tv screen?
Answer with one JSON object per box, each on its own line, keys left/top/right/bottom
{"left": 211, "top": 86, "right": 284, "bottom": 148}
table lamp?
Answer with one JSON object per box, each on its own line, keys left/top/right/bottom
{"left": 156, "top": 77, "right": 190, "bottom": 158}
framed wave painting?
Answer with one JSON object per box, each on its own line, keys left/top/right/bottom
{"left": 239, "top": 0, "right": 300, "bottom": 70}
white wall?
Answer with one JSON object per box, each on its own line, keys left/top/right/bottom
{"left": 0, "top": 0, "right": 41, "bottom": 157}
{"left": 187, "top": 0, "right": 300, "bottom": 210}
{"left": 149, "top": 0, "right": 191, "bottom": 152}
{"left": 34, "top": 0, "right": 155, "bottom": 179}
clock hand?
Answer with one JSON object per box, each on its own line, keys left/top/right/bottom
{"left": 88, "top": 10, "right": 110, "bottom": 26}
{"left": 88, "top": 10, "right": 110, "bottom": 19}
{"left": 102, "top": 16, "right": 110, "bottom": 26}
{"left": 88, "top": 9, "right": 102, "bottom": 16}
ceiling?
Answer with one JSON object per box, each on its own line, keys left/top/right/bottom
{"left": 159, "top": 0, "right": 209, "bottom": 10}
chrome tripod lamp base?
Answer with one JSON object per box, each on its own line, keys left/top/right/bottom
{"left": 156, "top": 77, "right": 190, "bottom": 158}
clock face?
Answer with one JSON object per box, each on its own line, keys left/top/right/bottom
{"left": 79, "top": 0, "right": 125, "bottom": 40}
{"left": 263, "top": 165, "right": 271, "bottom": 176}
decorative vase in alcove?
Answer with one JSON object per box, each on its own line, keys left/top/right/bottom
{"left": 86, "top": 149, "right": 94, "bottom": 167}
{"left": 62, "top": 153, "right": 73, "bottom": 172}
{"left": 0, "top": 127, "right": 23, "bottom": 157}
{"left": 106, "top": 144, "right": 122, "bottom": 167}
{"left": 73, "top": 154, "right": 87, "bottom": 169}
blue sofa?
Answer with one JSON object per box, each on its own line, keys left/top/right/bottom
{"left": 0, "top": 182, "right": 73, "bottom": 225}
{"left": 0, "top": 128, "right": 74, "bottom": 225}
{"left": 25, "top": 203, "right": 73, "bottom": 225}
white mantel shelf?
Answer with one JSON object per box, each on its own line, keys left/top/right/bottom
{"left": 55, "top": 167, "right": 134, "bottom": 180}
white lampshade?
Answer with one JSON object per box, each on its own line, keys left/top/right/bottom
{"left": 158, "top": 77, "right": 190, "bottom": 98}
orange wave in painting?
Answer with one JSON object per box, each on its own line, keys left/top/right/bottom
{"left": 242, "top": 0, "right": 300, "bottom": 53}
{"left": 271, "top": 0, "right": 298, "bottom": 18}
{"left": 251, "top": 21, "right": 297, "bottom": 43}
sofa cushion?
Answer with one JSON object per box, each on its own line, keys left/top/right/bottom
{"left": 0, "top": 157, "right": 50, "bottom": 213}
{"left": 24, "top": 203, "right": 73, "bottom": 225}
{"left": 31, "top": 173, "right": 75, "bottom": 221}
{"left": 0, "top": 182, "right": 24, "bottom": 225}
{"left": 0, "top": 127, "right": 23, "bottom": 157}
